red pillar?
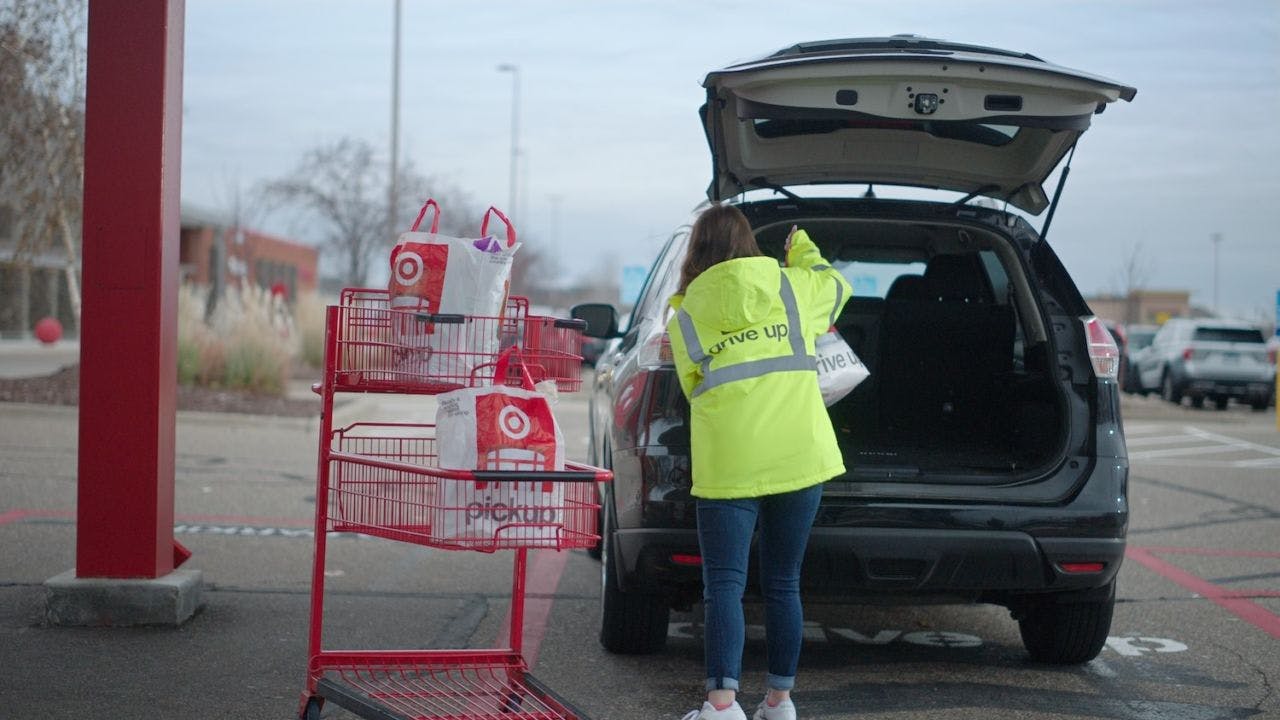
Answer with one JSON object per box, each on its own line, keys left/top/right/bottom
{"left": 77, "top": 0, "right": 185, "bottom": 578}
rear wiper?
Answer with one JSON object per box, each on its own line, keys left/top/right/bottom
{"left": 946, "top": 184, "right": 1002, "bottom": 209}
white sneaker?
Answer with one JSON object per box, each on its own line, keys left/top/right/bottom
{"left": 753, "top": 698, "right": 796, "bottom": 720}
{"left": 681, "top": 701, "right": 748, "bottom": 720}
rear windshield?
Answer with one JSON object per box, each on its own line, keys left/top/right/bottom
{"left": 1192, "top": 327, "right": 1265, "bottom": 344}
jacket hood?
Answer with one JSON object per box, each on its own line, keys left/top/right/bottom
{"left": 678, "top": 257, "right": 779, "bottom": 332}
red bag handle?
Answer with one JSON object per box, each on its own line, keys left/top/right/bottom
{"left": 409, "top": 199, "right": 441, "bottom": 233}
{"left": 494, "top": 346, "right": 537, "bottom": 390}
{"left": 480, "top": 206, "right": 517, "bottom": 247}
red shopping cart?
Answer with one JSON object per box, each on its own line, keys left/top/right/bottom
{"left": 298, "top": 293, "right": 610, "bottom": 720}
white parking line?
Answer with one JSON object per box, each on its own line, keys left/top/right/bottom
{"left": 1128, "top": 444, "right": 1250, "bottom": 460}
{"left": 1183, "top": 426, "right": 1280, "bottom": 458}
{"left": 1125, "top": 434, "right": 1203, "bottom": 448}
{"left": 1124, "top": 425, "right": 1280, "bottom": 468}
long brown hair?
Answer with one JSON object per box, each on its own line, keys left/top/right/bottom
{"left": 677, "top": 204, "right": 762, "bottom": 294}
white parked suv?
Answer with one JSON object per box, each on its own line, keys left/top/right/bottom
{"left": 1132, "top": 318, "right": 1275, "bottom": 409}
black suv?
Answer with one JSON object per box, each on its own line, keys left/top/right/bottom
{"left": 574, "top": 36, "right": 1135, "bottom": 665}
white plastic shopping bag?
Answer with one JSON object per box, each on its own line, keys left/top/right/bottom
{"left": 435, "top": 384, "right": 565, "bottom": 472}
{"left": 387, "top": 202, "right": 520, "bottom": 383}
{"left": 814, "top": 329, "right": 869, "bottom": 406}
{"left": 434, "top": 377, "right": 566, "bottom": 544}
{"left": 388, "top": 202, "right": 519, "bottom": 317}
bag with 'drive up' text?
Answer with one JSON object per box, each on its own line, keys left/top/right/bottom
{"left": 815, "top": 329, "right": 869, "bottom": 407}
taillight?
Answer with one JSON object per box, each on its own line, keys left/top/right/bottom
{"left": 1058, "top": 561, "right": 1105, "bottom": 574}
{"left": 1182, "top": 347, "right": 1196, "bottom": 361}
{"left": 1081, "top": 316, "right": 1119, "bottom": 380}
{"left": 638, "top": 330, "right": 674, "bottom": 368}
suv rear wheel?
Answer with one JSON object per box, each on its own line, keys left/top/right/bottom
{"left": 1016, "top": 581, "right": 1115, "bottom": 664}
{"left": 1161, "top": 370, "right": 1183, "bottom": 405}
{"left": 599, "top": 496, "right": 670, "bottom": 654}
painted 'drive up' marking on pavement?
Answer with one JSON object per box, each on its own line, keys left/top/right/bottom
{"left": 668, "top": 622, "right": 1186, "bottom": 657}
{"left": 1124, "top": 425, "right": 1280, "bottom": 467}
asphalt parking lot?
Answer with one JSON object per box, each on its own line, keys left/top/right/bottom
{"left": 1, "top": 381, "right": 1277, "bottom": 719}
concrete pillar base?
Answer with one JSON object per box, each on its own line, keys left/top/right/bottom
{"left": 44, "top": 568, "right": 204, "bottom": 626}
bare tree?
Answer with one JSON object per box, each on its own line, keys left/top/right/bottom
{"left": 262, "top": 137, "right": 478, "bottom": 287}
{"left": 0, "top": 0, "right": 87, "bottom": 326}
{"left": 1111, "top": 241, "right": 1156, "bottom": 324}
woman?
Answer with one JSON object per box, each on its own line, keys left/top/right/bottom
{"left": 666, "top": 204, "right": 851, "bottom": 720}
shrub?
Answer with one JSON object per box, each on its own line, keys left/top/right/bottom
{"left": 176, "top": 282, "right": 295, "bottom": 395}
{"left": 293, "top": 290, "right": 327, "bottom": 370}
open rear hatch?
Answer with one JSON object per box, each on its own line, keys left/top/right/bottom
{"left": 702, "top": 35, "right": 1136, "bottom": 213}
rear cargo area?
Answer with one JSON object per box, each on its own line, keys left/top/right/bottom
{"left": 803, "top": 224, "right": 1066, "bottom": 476}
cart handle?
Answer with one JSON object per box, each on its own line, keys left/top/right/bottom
{"left": 412, "top": 312, "right": 465, "bottom": 324}
{"left": 480, "top": 206, "right": 517, "bottom": 247}
{"left": 409, "top": 198, "right": 441, "bottom": 233}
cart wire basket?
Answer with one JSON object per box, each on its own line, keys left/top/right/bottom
{"left": 308, "top": 651, "right": 590, "bottom": 720}
{"left": 332, "top": 289, "right": 586, "bottom": 394}
{"left": 327, "top": 423, "right": 603, "bottom": 552}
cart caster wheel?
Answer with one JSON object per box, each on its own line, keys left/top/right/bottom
{"left": 301, "top": 697, "right": 323, "bottom": 720}
{"left": 502, "top": 691, "right": 523, "bottom": 713}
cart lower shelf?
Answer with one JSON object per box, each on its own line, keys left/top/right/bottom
{"left": 310, "top": 651, "right": 589, "bottom": 720}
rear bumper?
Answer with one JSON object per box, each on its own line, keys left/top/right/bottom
{"left": 1182, "top": 377, "right": 1272, "bottom": 400}
{"left": 614, "top": 526, "right": 1123, "bottom": 601}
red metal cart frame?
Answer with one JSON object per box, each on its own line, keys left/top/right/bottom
{"left": 298, "top": 292, "right": 610, "bottom": 720}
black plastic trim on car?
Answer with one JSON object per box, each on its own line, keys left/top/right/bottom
{"left": 611, "top": 527, "right": 1123, "bottom": 596}
{"left": 734, "top": 97, "right": 1093, "bottom": 131}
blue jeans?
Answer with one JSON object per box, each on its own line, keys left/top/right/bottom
{"left": 696, "top": 483, "right": 823, "bottom": 693}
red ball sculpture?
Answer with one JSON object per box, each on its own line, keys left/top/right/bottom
{"left": 34, "top": 317, "right": 62, "bottom": 345}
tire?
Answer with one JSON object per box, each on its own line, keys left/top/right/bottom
{"left": 301, "top": 698, "right": 322, "bottom": 720}
{"left": 599, "top": 497, "right": 669, "bottom": 654}
{"left": 1214, "top": 397, "right": 1229, "bottom": 410}
{"left": 1190, "top": 395, "right": 1204, "bottom": 409}
{"left": 1251, "top": 398, "right": 1270, "bottom": 411}
{"left": 1017, "top": 582, "right": 1115, "bottom": 664}
{"left": 1161, "top": 371, "right": 1183, "bottom": 405}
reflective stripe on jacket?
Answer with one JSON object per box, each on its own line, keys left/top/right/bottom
{"left": 666, "top": 230, "right": 852, "bottom": 499}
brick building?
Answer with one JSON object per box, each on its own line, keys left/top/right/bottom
{"left": 1086, "top": 289, "right": 1193, "bottom": 326}
{"left": 0, "top": 204, "right": 319, "bottom": 338}
{"left": 179, "top": 205, "right": 318, "bottom": 302}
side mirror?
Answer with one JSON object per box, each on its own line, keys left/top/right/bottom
{"left": 571, "top": 303, "right": 621, "bottom": 339}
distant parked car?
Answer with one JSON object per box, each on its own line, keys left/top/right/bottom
{"left": 1131, "top": 318, "right": 1274, "bottom": 410}
{"left": 1120, "top": 323, "right": 1157, "bottom": 394}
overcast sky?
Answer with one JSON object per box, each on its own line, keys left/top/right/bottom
{"left": 180, "top": 0, "right": 1279, "bottom": 321}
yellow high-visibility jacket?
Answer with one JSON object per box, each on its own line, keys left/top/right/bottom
{"left": 666, "top": 231, "right": 852, "bottom": 499}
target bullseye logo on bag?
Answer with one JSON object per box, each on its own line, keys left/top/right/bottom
{"left": 476, "top": 393, "right": 557, "bottom": 471}
{"left": 388, "top": 243, "right": 448, "bottom": 312}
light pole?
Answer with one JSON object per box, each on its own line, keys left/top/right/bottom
{"left": 497, "top": 63, "right": 520, "bottom": 221}
{"left": 388, "top": 0, "right": 402, "bottom": 235}
{"left": 1212, "top": 232, "right": 1222, "bottom": 316}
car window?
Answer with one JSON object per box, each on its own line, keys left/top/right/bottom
{"left": 1128, "top": 330, "right": 1156, "bottom": 349}
{"left": 832, "top": 260, "right": 927, "bottom": 298}
{"left": 630, "top": 230, "right": 689, "bottom": 330}
{"left": 1193, "top": 327, "right": 1265, "bottom": 344}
